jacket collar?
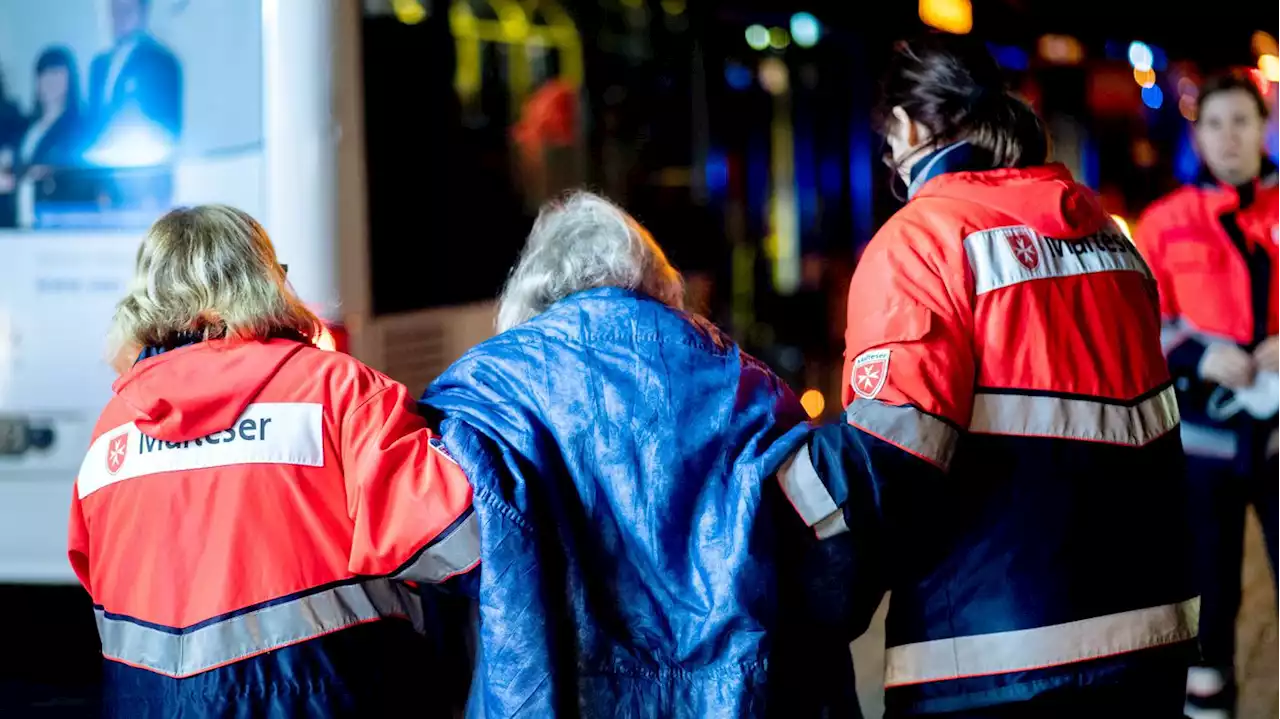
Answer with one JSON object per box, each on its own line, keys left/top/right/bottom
{"left": 135, "top": 332, "right": 204, "bottom": 365}
{"left": 1195, "top": 156, "right": 1279, "bottom": 208}
{"left": 135, "top": 329, "right": 308, "bottom": 365}
{"left": 907, "top": 141, "right": 999, "bottom": 199}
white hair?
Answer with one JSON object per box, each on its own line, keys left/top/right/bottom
{"left": 495, "top": 191, "right": 685, "bottom": 332}
{"left": 107, "top": 204, "right": 321, "bottom": 358}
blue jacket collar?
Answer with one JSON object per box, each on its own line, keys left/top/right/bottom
{"left": 135, "top": 329, "right": 309, "bottom": 365}
{"left": 906, "top": 141, "right": 999, "bottom": 199}
{"left": 548, "top": 285, "right": 644, "bottom": 309}
{"left": 135, "top": 332, "right": 204, "bottom": 364}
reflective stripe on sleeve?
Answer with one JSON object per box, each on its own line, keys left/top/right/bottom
{"left": 1160, "top": 317, "right": 1240, "bottom": 355}
{"left": 1180, "top": 422, "right": 1238, "bottom": 460}
{"left": 969, "top": 386, "right": 1179, "bottom": 446}
{"left": 885, "top": 598, "right": 1199, "bottom": 687}
{"left": 96, "top": 579, "right": 422, "bottom": 678}
{"left": 845, "top": 401, "right": 959, "bottom": 470}
{"left": 1159, "top": 321, "right": 1191, "bottom": 355}
{"left": 777, "top": 445, "right": 849, "bottom": 539}
{"left": 392, "top": 507, "right": 481, "bottom": 583}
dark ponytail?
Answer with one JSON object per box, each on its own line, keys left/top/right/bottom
{"left": 875, "top": 34, "right": 1049, "bottom": 171}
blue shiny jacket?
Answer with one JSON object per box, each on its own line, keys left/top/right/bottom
{"left": 422, "top": 288, "right": 865, "bottom": 718}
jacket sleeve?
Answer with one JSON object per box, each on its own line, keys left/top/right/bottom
{"left": 343, "top": 381, "right": 480, "bottom": 585}
{"left": 1135, "top": 208, "right": 1209, "bottom": 378}
{"left": 771, "top": 220, "right": 970, "bottom": 640}
{"left": 840, "top": 218, "right": 971, "bottom": 470}
{"left": 772, "top": 422, "right": 887, "bottom": 641}
{"left": 776, "top": 406, "right": 961, "bottom": 647}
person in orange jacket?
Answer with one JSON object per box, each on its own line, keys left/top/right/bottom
{"left": 1135, "top": 71, "right": 1278, "bottom": 718}
{"left": 70, "top": 205, "right": 479, "bottom": 718}
{"left": 794, "top": 35, "right": 1196, "bottom": 717}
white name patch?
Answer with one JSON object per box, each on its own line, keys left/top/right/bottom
{"left": 964, "top": 224, "right": 1151, "bottom": 296}
{"left": 77, "top": 403, "right": 324, "bottom": 499}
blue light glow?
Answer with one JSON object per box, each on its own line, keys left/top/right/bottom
{"left": 724, "top": 61, "right": 752, "bottom": 90}
{"left": 1141, "top": 84, "right": 1164, "bottom": 110}
{"left": 790, "top": 12, "right": 821, "bottom": 48}
{"left": 705, "top": 151, "right": 729, "bottom": 194}
{"left": 986, "top": 42, "right": 1029, "bottom": 71}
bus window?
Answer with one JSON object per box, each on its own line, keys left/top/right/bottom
{"left": 360, "top": 0, "right": 586, "bottom": 315}
{"left": 0, "top": 0, "right": 264, "bottom": 583}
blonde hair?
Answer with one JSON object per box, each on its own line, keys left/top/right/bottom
{"left": 495, "top": 191, "right": 685, "bottom": 332}
{"left": 108, "top": 205, "right": 321, "bottom": 357}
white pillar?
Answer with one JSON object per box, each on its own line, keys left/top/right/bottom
{"left": 262, "top": 0, "right": 341, "bottom": 319}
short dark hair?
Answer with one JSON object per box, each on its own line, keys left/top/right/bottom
{"left": 875, "top": 33, "right": 1049, "bottom": 171}
{"left": 33, "top": 46, "right": 81, "bottom": 119}
{"left": 1196, "top": 71, "right": 1269, "bottom": 122}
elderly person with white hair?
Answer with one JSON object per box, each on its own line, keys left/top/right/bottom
{"left": 70, "top": 205, "right": 479, "bottom": 718}
{"left": 422, "top": 191, "right": 876, "bottom": 717}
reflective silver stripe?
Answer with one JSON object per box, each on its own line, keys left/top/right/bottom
{"left": 1160, "top": 321, "right": 1190, "bottom": 355}
{"left": 777, "top": 444, "right": 849, "bottom": 539}
{"left": 964, "top": 224, "right": 1150, "bottom": 296}
{"left": 96, "top": 579, "right": 422, "bottom": 678}
{"left": 1184, "top": 708, "right": 1232, "bottom": 719}
{"left": 1161, "top": 317, "right": 1240, "bottom": 356}
{"left": 969, "top": 386, "right": 1179, "bottom": 445}
{"left": 846, "top": 401, "right": 959, "bottom": 470}
{"left": 885, "top": 598, "right": 1199, "bottom": 687}
{"left": 393, "top": 510, "right": 481, "bottom": 583}
{"left": 1180, "top": 422, "right": 1238, "bottom": 460}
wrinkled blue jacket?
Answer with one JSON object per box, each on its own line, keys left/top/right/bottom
{"left": 422, "top": 288, "right": 863, "bottom": 718}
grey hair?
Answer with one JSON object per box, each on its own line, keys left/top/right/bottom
{"left": 107, "top": 204, "right": 321, "bottom": 358}
{"left": 495, "top": 191, "right": 685, "bottom": 332}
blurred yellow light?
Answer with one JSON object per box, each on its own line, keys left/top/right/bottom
{"left": 1253, "top": 31, "right": 1279, "bottom": 58}
{"left": 1259, "top": 54, "right": 1280, "bottom": 84}
{"left": 498, "top": 4, "right": 530, "bottom": 41}
{"left": 661, "top": 0, "right": 686, "bottom": 15}
{"left": 919, "top": 0, "right": 972, "bottom": 35}
{"left": 392, "top": 0, "right": 426, "bottom": 25}
{"left": 1133, "top": 67, "right": 1156, "bottom": 88}
{"left": 768, "top": 27, "right": 791, "bottom": 49}
{"left": 315, "top": 327, "right": 338, "bottom": 352}
{"left": 800, "top": 389, "right": 826, "bottom": 419}
{"left": 759, "top": 57, "right": 790, "bottom": 95}
{"left": 1111, "top": 215, "right": 1132, "bottom": 240}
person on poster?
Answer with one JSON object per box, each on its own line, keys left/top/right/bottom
{"left": 12, "top": 47, "right": 86, "bottom": 228}
{"left": 88, "top": 0, "right": 182, "bottom": 144}
{"left": 0, "top": 65, "right": 26, "bottom": 228}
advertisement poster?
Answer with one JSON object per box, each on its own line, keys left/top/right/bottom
{"left": 0, "top": 0, "right": 262, "bottom": 580}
